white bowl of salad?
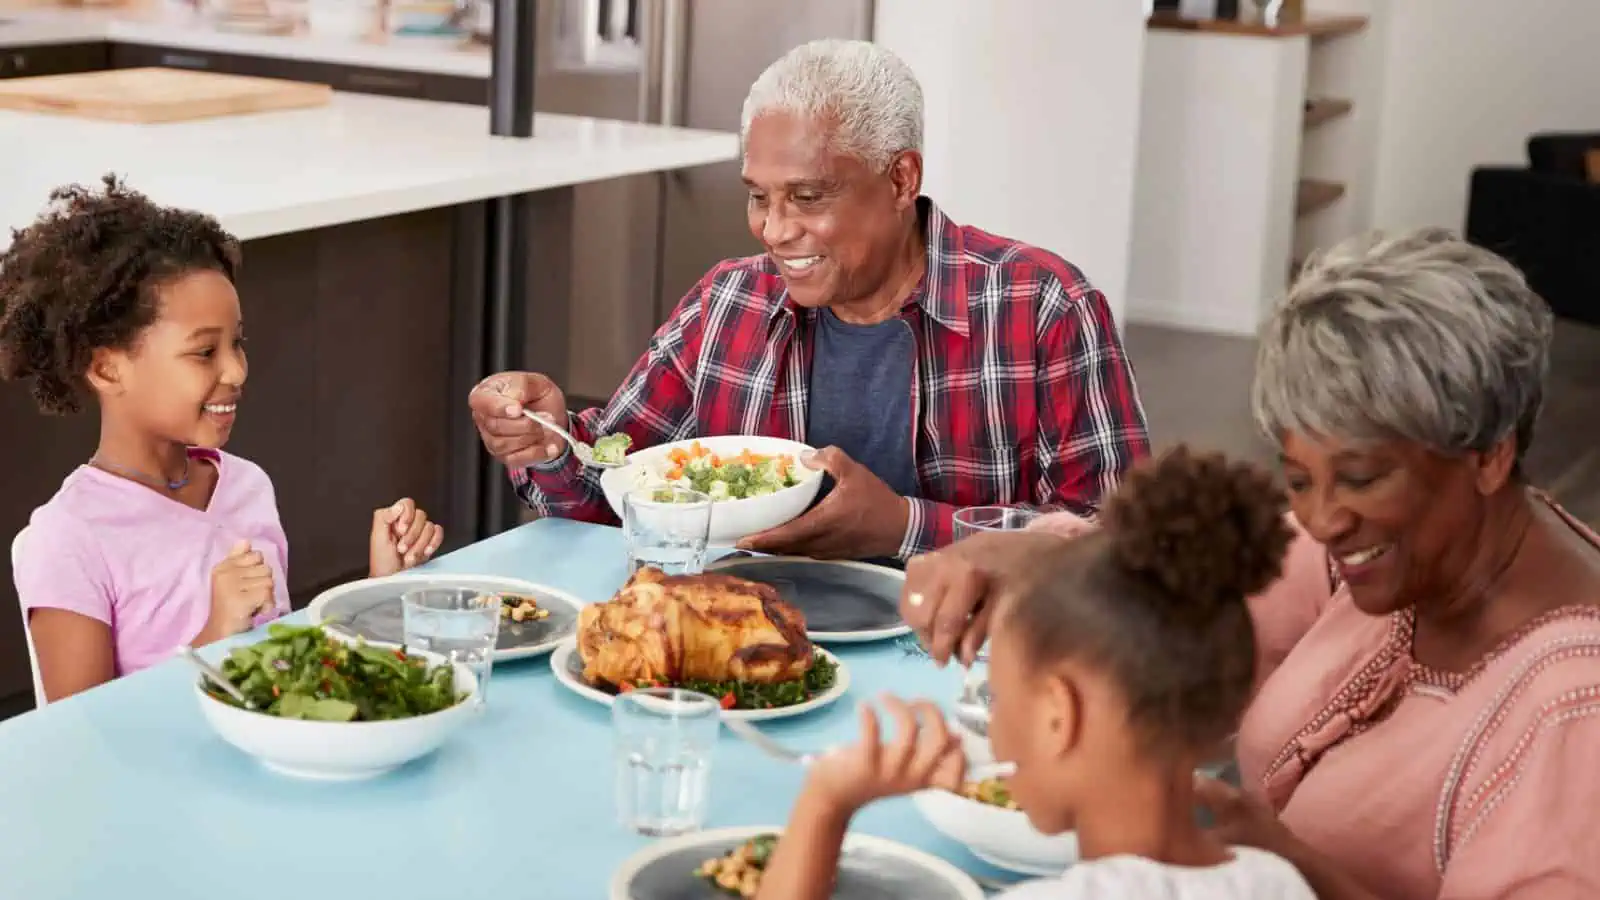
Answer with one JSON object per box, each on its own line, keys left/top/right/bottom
{"left": 194, "top": 624, "right": 479, "bottom": 781}
{"left": 599, "top": 435, "right": 825, "bottom": 544}
{"left": 912, "top": 762, "right": 1080, "bottom": 876}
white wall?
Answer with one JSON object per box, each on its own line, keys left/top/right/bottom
{"left": 1128, "top": 32, "right": 1308, "bottom": 335}
{"left": 1367, "top": 0, "right": 1600, "bottom": 231}
{"left": 873, "top": 0, "right": 1148, "bottom": 325}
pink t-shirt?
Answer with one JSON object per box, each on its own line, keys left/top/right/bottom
{"left": 15, "top": 448, "right": 291, "bottom": 676}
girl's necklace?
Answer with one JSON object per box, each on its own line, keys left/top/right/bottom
{"left": 89, "top": 454, "right": 191, "bottom": 491}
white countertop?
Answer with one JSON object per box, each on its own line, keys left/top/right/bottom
{"left": 0, "top": 3, "right": 493, "bottom": 77}
{"left": 1, "top": 91, "right": 739, "bottom": 247}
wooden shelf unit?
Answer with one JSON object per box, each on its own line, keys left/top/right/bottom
{"left": 1303, "top": 97, "right": 1353, "bottom": 130}
{"left": 1147, "top": 12, "right": 1368, "bottom": 40}
{"left": 1296, "top": 179, "right": 1346, "bottom": 217}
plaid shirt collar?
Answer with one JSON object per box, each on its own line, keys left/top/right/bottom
{"left": 763, "top": 196, "right": 970, "bottom": 337}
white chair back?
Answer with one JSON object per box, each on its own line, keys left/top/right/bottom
{"left": 11, "top": 527, "right": 45, "bottom": 708}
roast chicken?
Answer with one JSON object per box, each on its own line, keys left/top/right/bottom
{"left": 577, "top": 567, "right": 815, "bottom": 687}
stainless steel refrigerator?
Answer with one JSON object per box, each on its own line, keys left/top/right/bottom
{"left": 528, "top": 0, "right": 875, "bottom": 404}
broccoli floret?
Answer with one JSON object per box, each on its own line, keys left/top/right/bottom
{"left": 592, "top": 432, "right": 632, "bottom": 464}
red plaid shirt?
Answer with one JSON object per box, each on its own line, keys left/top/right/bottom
{"left": 512, "top": 198, "right": 1150, "bottom": 558}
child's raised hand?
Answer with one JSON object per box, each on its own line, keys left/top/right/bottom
{"left": 805, "top": 695, "right": 966, "bottom": 815}
{"left": 202, "top": 540, "right": 277, "bottom": 642}
{"left": 369, "top": 498, "right": 444, "bottom": 577}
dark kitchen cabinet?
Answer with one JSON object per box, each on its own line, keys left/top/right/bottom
{"left": 0, "top": 42, "right": 109, "bottom": 79}
{"left": 107, "top": 42, "right": 484, "bottom": 105}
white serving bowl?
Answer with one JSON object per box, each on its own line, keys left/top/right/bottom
{"left": 194, "top": 648, "right": 478, "bottom": 781}
{"left": 599, "top": 435, "right": 825, "bottom": 545}
{"left": 912, "top": 761, "right": 1080, "bottom": 877}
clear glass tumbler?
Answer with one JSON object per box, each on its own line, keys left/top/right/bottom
{"left": 401, "top": 587, "right": 501, "bottom": 709}
{"left": 613, "top": 688, "right": 721, "bottom": 836}
{"left": 952, "top": 505, "right": 1043, "bottom": 541}
{"left": 623, "top": 484, "right": 713, "bottom": 575}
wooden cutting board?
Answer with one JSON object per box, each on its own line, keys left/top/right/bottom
{"left": 0, "top": 67, "right": 334, "bottom": 123}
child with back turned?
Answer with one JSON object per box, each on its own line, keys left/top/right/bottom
{"left": 0, "top": 176, "right": 444, "bottom": 703}
{"left": 757, "top": 447, "right": 1317, "bottom": 898}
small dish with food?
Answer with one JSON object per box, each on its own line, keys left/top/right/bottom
{"left": 551, "top": 567, "right": 849, "bottom": 722}
{"left": 912, "top": 761, "right": 1080, "bottom": 876}
{"left": 308, "top": 573, "right": 584, "bottom": 662}
{"left": 194, "top": 624, "right": 477, "bottom": 780}
{"left": 599, "top": 435, "right": 825, "bottom": 544}
{"left": 610, "top": 826, "right": 985, "bottom": 900}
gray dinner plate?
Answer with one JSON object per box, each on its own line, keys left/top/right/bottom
{"left": 702, "top": 557, "right": 910, "bottom": 643}
{"left": 610, "top": 827, "right": 983, "bottom": 900}
{"left": 307, "top": 573, "right": 585, "bottom": 662}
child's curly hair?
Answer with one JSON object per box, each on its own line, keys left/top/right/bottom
{"left": 0, "top": 174, "right": 241, "bottom": 415}
{"left": 1006, "top": 446, "right": 1294, "bottom": 756}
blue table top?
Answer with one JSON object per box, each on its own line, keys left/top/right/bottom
{"left": 0, "top": 518, "right": 1009, "bottom": 899}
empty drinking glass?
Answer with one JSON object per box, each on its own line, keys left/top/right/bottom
{"left": 953, "top": 505, "right": 1043, "bottom": 541}
{"left": 613, "top": 688, "right": 720, "bottom": 836}
{"left": 623, "top": 484, "right": 713, "bottom": 575}
{"left": 402, "top": 587, "right": 501, "bottom": 709}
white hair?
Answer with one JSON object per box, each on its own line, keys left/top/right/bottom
{"left": 740, "top": 39, "right": 924, "bottom": 171}
{"left": 1252, "top": 228, "right": 1554, "bottom": 463}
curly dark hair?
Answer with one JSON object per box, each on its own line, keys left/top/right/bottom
{"left": 0, "top": 174, "right": 241, "bottom": 415}
{"left": 1005, "top": 446, "right": 1294, "bottom": 756}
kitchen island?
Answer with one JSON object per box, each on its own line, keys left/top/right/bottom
{"left": 0, "top": 92, "right": 738, "bottom": 711}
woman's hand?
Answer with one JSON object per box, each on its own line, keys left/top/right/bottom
{"left": 1195, "top": 774, "right": 1388, "bottom": 900}
{"left": 805, "top": 696, "right": 966, "bottom": 815}
{"left": 369, "top": 498, "right": 444, "bottom": 577}
{"left": 901, "top": 529, "right": 1079, "bottom": 667}
{"left": 1193, "top": 774, "right": 1299, "bottom": 858}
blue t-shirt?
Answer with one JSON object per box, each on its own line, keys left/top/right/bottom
{"left": 805, "top": 309, "right": 920, "bottom": 504}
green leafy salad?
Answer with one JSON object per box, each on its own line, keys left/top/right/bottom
{"left": 205, "top": 624, "right": 465, "bottom": 721}
{"left": 591, "top": 432, "right": 632, "bottom": 464}
{"left": 621, "top": 651, "right": 838, "bottom": 711}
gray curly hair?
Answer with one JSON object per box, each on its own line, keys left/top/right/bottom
{"left": 740, "top": 39, "right": 924, "bottom": 172}
{"left": 1252, "top": 228, "right": 1554, "bottom": 464}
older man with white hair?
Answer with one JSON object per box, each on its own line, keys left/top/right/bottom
{"left": 469, "top": 39, "right": 1150, "bottom": 561}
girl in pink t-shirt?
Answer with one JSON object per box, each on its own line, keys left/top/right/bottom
{"left": 0, "top": 176, "right": 445, "bottom": 703}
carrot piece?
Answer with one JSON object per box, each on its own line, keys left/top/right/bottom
{"left": 668, "top": 448, "right": 689, "bottom": 465}
{"left": 666, "top": 467, "right": 684, "bottom": 480}
{"left": 709, "top": 454, "right": 722, "bottom": 467}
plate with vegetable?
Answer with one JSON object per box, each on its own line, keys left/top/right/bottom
{"left": 193, "top": 624, "right": 478, "bottom": 780}
{"left": 308, "top": 573, "right": 584, "bottom": 662}
{"left": 912, "top": 761, "right": 1080, "bottom": 876}
{"left": 598, "top": 435, "right": 826, "bottom": 544}
{"left": 609, "top": 826, "right": 984, "bottom": 900}
{"left": 549, "top": 639, "right": 848, "bottom": 722}
{"left": 702, "top": 556, "right": 910, "bottom": 643}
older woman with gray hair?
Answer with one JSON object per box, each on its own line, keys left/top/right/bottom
{"left": 900, "top": 228, "right": 1600, "bottom": 899}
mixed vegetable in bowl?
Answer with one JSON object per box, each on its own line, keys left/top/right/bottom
{"left": 631, "top": 441, "right": 806, "bottom": 502}
{"left": 960, "top": 776, "right": 1020, "bottom": 810}
{"left": 204, "top": 624, "right": 465, "bottom": 721}
{"left": 695, "top": 833, "right": 778, "bottom": 897}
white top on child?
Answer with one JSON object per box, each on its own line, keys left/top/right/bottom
{"left": 997, "top": 846, "right": 1316, "bottom": 899}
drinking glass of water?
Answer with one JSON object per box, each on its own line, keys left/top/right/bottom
{"left": 623, "top": 485, "right": 712, "bottom": 575}
{"left": 401, "top": 588, "right": 501, "bottom": 710}
{"left": 953, "top": 505, "right": 1043, "bottom": 541}
{"left": 613, "top": 687, "right": 720, "bottom": 836}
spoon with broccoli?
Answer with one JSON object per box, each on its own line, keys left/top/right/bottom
{"left": 523, "top": 411, "right": 631, "bottom": 469}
